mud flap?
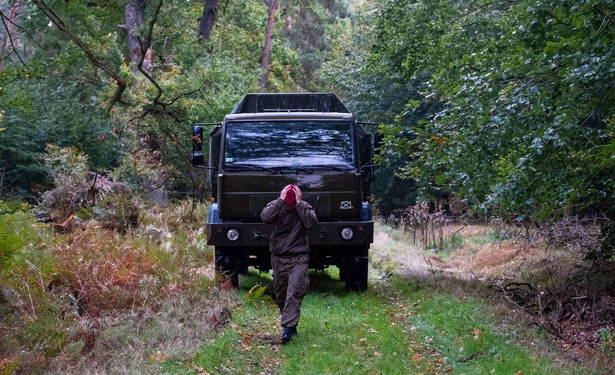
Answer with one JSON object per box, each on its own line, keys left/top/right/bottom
{"left": 215, "top": 246, "right": 239, "bottom": 288}
{"left": 344, "top": 245, "right": 368, "bottom": 291}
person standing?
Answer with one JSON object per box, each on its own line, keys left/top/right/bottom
{"left": 261, "top": 184, "right": 317, "bottom": 344}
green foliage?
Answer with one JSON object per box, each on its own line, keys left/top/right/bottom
{"left": 2, "top": 0, "right": 350, "bottom": 201}
{"left": 368, "top": 0, "right": 615, "bottom": 223}
{"left": 0, "top": 206, "right": 38, "bottom": 272}
{"left": 24, "top": 308, "right": 69, "bottom": 356}
{"left": 588, "top": 224, "right": 615, "bottom": 261}
{"left": 598, "top": 327, "right": 614, "bottom": 354}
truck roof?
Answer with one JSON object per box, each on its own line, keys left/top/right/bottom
{"left": 230, "top": 92, "right": 350, "bottom": 114}
{"left": 224, "top": 112, "right": 353, "bottom": 122}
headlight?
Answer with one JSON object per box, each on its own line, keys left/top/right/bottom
{"left": 227, "top": 228, "right": 239, "bottom": 241}
{"left": 341, "top": 227, "right": 354, "bottom": 240}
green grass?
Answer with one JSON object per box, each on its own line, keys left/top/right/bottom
{"left": 387, "top": 276, "right": 590, "bottom": 375}
{"left": 165, "top": 265, "right": 594, "bottom": 375}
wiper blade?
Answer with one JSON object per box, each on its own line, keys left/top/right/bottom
{"left": 228, "top": 164, "right": 280, "bottom": 173}
{"left": 302, "top": 165, "right": 354, "bottom": 172}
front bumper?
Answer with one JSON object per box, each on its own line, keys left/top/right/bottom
{"left": 206, "top": 221, "right": 374, "bottom": 247}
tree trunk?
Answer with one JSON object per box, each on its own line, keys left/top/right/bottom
{"left": 125, "top": 0, "right": 166, "bottom": 205}
{"left": 125, "top": 0, "right": 146, "bottom": 71}
{"left": 198, "top": 0, "right": 219, "bottom": 43}
{"left": 0, "top": 0, "right": 21, "bottom": 71}
{"left": 259, "top": 0, "right": 277, "bottom": 92}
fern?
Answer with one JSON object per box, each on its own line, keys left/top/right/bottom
{"left": 0, "top": 212, "right": 36, "bottom": 272}
{"left": 246, "top": 283, "right": 269, "bottom": 301}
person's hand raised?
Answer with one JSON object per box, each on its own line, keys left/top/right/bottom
{"left": 294, "top": 186, "right": 302, "bottom": 202}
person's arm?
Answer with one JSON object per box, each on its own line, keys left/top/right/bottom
{"left": 260, "top": 198, "right": 285, "bottom": 223}
{"left": 295, "top": 201, "right": 317, "bottom": 229}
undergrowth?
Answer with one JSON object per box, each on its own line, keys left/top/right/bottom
{"left": 0, "top": 200, "right": 233, "bottom": 374}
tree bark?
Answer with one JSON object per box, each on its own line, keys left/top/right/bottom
{"left": 0, "top": 0, "right": 21, "bottom": 71}
{"left": 125, "top": 0, "right": 147, "bottom": 72}
{"left": 259, "top": 0, "right": 277, "bottom": 92}
{"left": 198, "top": 0, "right": 219, "bottom": 43}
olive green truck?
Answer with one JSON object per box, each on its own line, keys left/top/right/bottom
{"left": 192, "top": 93, "right": 375, "bottom": 290}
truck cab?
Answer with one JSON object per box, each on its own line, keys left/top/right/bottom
{"left": 192, "top": 93, "right": 374, "bottom": 290}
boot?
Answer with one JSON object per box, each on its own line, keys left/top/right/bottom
{"left": 281, "top": 326, "right": 297, "bottom": 344}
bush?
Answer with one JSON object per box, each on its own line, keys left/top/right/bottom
{"left": 41, "top": 145, "right": 138, "bottom": 232}
{"left": 40, "top": 145, "right": 90, "bottom": 222}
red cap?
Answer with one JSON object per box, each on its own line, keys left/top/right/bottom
{"left": 285, "top": 185, "right": 296, "bottom": 207}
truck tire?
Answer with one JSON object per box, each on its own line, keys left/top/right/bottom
{"left": 339, "top": 266, "right": 347, "bottom": 281}
{"left": 345, "top": 246, "right": 368, "bottom": 291}
{"left": 215, "top": 246, "right": 239, "bottom": 288}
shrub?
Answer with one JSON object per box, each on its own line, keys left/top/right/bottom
{"left": 91, "top": 194, "right": 140, "bottom": 233}
{"left": 40, "top": 145, "right": 90, "bottom": 222}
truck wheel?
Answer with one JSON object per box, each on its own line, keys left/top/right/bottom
{"left": 339, "top": 266, "right": 347, "bottom": 281}
{"left": 215, "top": 247, "right": 239, "bottom": 288}
{"left": 345, "top": 246, "right": 368, "bottom": 291}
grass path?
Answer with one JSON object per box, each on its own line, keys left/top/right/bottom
{"left": 164, "top": 271, "right": 449, "bottom": 375}
{"left": 162, "top": 272, "right": 585, "bottom": 374}
{"left": 160, "top": 225, "right": 596, "bottom": 374}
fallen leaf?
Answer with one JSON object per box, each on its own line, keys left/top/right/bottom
{"left": 222, "top": 279, "right": 233, "bottom": 290}
{"left": 194, "top": 365, "right": 210, "bottom": 375}
{"left": 473, "top": 328, "right": 481, "bottom": 340}
{"left": 374, "top": 352, "right": 383, "bottom": 357}
{"left": 412, "top": 354, "right": 422, "bottom": 361}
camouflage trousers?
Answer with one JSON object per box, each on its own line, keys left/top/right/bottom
{"left": 271, "top": 253, "right": 310, "bottom": 328}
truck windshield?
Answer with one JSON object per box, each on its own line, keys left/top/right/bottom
{"left": 224, "top": 120, "right": 354, "bottom": 169}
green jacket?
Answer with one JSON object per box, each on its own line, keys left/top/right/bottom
{"left": 260, "top": 198, "right": 317, "bottom": 256}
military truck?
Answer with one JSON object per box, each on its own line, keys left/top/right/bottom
{"left": 191, "top": 93, "right": 375, "bottom": 290}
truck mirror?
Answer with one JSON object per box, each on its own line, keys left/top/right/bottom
{"left": 191, "top": 152, "right": 205, "bottom": 166}
{"left": 373, "top": 131, "right": 384, "bottom": 151}
{"left": 193, "top": 125, "right": 204, "bottom": 152}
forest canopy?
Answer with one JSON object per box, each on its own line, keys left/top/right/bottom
{"left": 0, "top": 0, "right": 613, "bottom": 229}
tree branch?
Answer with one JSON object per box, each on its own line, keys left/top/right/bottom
{"left": 31, "top": 0, "right": 127, "bottom": 114}
{"left": 0, "top": 4, "right": 27, "bottom": 70}
{"left": 137, "top": 0, "right": 164, "bottom": 110}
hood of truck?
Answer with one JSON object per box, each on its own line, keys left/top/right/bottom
{"left": 217, "top": 173, "right": 362, "bottom": 220}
